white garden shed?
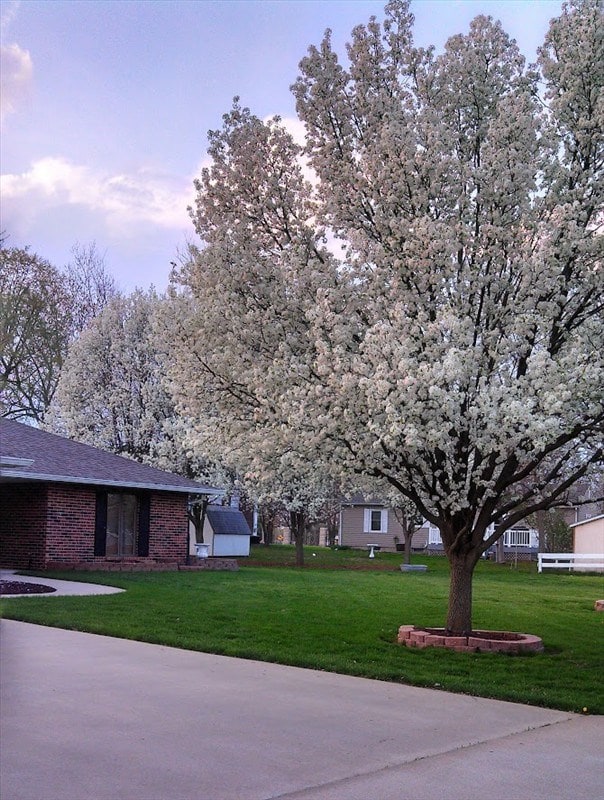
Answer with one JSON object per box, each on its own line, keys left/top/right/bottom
{"left": 191, "top": 505, "right": 251, "bottom": 558}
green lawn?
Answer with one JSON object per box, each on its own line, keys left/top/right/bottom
{"left": 2, "top": 546, "right": 602, "bottom": 714}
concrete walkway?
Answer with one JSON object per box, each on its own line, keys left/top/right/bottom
{"left": 0, "top": 569, "right": 125, "bottom": 597}
{"left": 1, "top": 620, "right": 602, "bottom": 800}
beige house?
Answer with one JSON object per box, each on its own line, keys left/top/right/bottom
{"left": 339, "top": 497, "right": 539, "bottom": 558}
{"left": 338, "top": 499, "right": 430, "bottom": 554}
{"left": 571, "top": 514, "right": 604, "bottom": 571}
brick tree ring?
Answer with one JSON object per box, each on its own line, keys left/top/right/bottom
{"left": 397, "top": 625, "right": 544, "bottom": 654}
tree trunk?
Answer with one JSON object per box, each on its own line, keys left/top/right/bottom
{"left": 326, "top": 511, "right": 339, "bottom": 547}
{"left": 392, "top": 508, "right": 418, "bottom": 565}
{"left": 445, "top": 553, "right": 478, "bottom": 635}
{"left": 261, "top": 514, "right": 274, "bottom": 546}
{"left": 187, "top": 502, "right": 205, "bottom": 543}
{"left": 535, "top": 510, "right": 547, "bottom": 552}
{"left": 290, "top": 510, "right": 305, "bottom": 567}
{"left": 186, "top": 497, "right": 209, "bottom": 565}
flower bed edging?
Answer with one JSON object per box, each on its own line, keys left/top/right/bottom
{"left": 398, "top": 625, "right": 544, "bottom": 654}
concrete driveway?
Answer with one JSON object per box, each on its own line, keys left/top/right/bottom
{"left": 1, "top": 620, "right": 602, "bottom": 800}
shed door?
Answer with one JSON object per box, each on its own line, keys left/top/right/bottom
{"left": 106, "top": 494, "right": 137, "bottom": 556}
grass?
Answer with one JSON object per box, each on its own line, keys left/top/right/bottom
{"left": 245, "top": 543, "right": 419, "bottom": 568}
{"left": 2, "top": 546, "right": 602, "bottom": 714}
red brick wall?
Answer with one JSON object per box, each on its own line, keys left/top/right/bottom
{"left": 45, "top": 485, "right": 97, "bottom": 565}
{"left": 0, "top": 483, "right": 48, "bottom": 569}
{"left": 148, "top": 492, "right": 189, "bottom": 562}
{"left": 1, "top": 483, "right": 190, "bottom": 569}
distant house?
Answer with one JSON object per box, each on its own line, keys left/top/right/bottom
{"left": 338, "top": 496, "right": 429, "bottom": 554}
{"left": 339, "top": 496, "right": 539, "bottom": 559}
{"left": 0, "top": 418, "right": 227, "bottom": 570}
{"left": 571, "top": 514, "right": 604, "bottom": 571}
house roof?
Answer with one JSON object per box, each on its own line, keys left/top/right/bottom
{"left": 206, "top": 506, "right": 252, "bottom": 536}
{"left": 341, "top": 493, "right": 386, "bottom": 506}
{"left": 570, "top": 514, "right": 604, "bottom": 528}
{"left": 0, "top": 418, "right": 223, "bottom": 496}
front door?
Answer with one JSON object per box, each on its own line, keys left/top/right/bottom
{"left": 106, "top": 493, "right": 137, "bottom": 556}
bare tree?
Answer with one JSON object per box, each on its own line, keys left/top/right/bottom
{"left": 63, "top": 241, "right": 119, "bottom": 335}
{"left": 0, "top": 245, "right": 70, "bottom": 422}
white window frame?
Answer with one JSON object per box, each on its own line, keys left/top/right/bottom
{"left": 363, "top": 508, "right": 388, "bottom": 534}
{"left": 428, "top": 524, "right": 442, "bottom": 544}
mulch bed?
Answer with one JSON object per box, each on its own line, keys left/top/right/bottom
{"left": 0, "top": 580, "right": 57, "bottom": 595}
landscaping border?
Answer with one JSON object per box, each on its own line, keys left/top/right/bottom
{"left": 398, "top": 625, "right": 544, "bottom": 654}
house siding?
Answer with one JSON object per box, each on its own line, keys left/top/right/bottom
{"left": 0, "top": 483, "right": 48, "bottom": 569}
{"left": 340, "top": 506, "right": 429, "bottom": 553}
{"left": 572, "top": 516, "right": 604, "bottom": 571}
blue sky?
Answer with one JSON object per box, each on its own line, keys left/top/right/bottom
{"left": 1, "top": 0, "right": 562, "bottom": 292}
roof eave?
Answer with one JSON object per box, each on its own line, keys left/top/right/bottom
{"left": 570, "top": 513, "right": 604, "bottom": 527}
{"left": 0, "top": 470, "right": 224, "bottom": 496}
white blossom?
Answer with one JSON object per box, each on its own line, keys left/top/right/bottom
{"left": 169, "top": 1, "right": 603, "bottom": 632}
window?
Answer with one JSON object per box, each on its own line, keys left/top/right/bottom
{"left": 106, "top": 493, "right": 137, "bottom": 555}
{"left": 363, "top": 508, "right": 388, "bottom": 534}
{"left": 94, "top": 492, "right": 151, "bottom": 557}
{"left": 504, "top": 527, "right": 531, "bottom": 547}
{"left": 428, "top": 525, "right": 442, "bottom": 545}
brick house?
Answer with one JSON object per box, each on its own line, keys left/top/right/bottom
{"left": 0, "top": 419, "right": 223, "bottom": 570}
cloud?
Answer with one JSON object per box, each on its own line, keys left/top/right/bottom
{"left": 1, "top": 156, "right": 197, "bottom": 233}
{"left": 1, "top": 41, "right": 33, "bottom": 123}
{"left": 1, "top": 0, "right": 21, "bottom": 33}
{"left": 1, "top": 2, "right": 33, "bottom": 124}
{"left": 274, "top": 115, "right": 307, "bottom": 147}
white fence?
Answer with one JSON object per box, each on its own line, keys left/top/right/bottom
{"left": 538, "top": 553, "right": 604, "bottom": 573}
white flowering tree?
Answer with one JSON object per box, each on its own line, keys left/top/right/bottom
{"left": 47, "top": 289, "right": 210, "bottom": 476}
{"left": 171, "top": 0, "right": 603, "bottom": 634}
{"left": 166, "top": 289, "right": 343, "bottom": 566}
{"left": 247, "top": 469, "right": 343, "bottom": 566}
{"left": 168, "top": 101, "right": 344, "bottom": 566}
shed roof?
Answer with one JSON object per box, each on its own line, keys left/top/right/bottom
{"left": 206, "top": 506, "right": 252, "bottom": 536}
{"left": 0, "top": 419, "right": 222, "bottom": 496}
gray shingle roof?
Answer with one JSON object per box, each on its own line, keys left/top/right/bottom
{"left": 0, "top": 419, "right": 222, "bottom": 496}
{"left": 342, "top": 493, "right": 385, "bottom": 506}
{"left": 206, "top": 506, "right": 252, "bottom": 536}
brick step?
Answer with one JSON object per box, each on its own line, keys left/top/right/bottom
{"left": 180, "top": 558, "right": 239, "bottom": 571}
{"left": 46, "top": 560, "right": 180, "bottom": 572}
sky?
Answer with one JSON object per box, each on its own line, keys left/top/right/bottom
{"left": 1, "top": 0, "right": 563, "bottom": 293}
